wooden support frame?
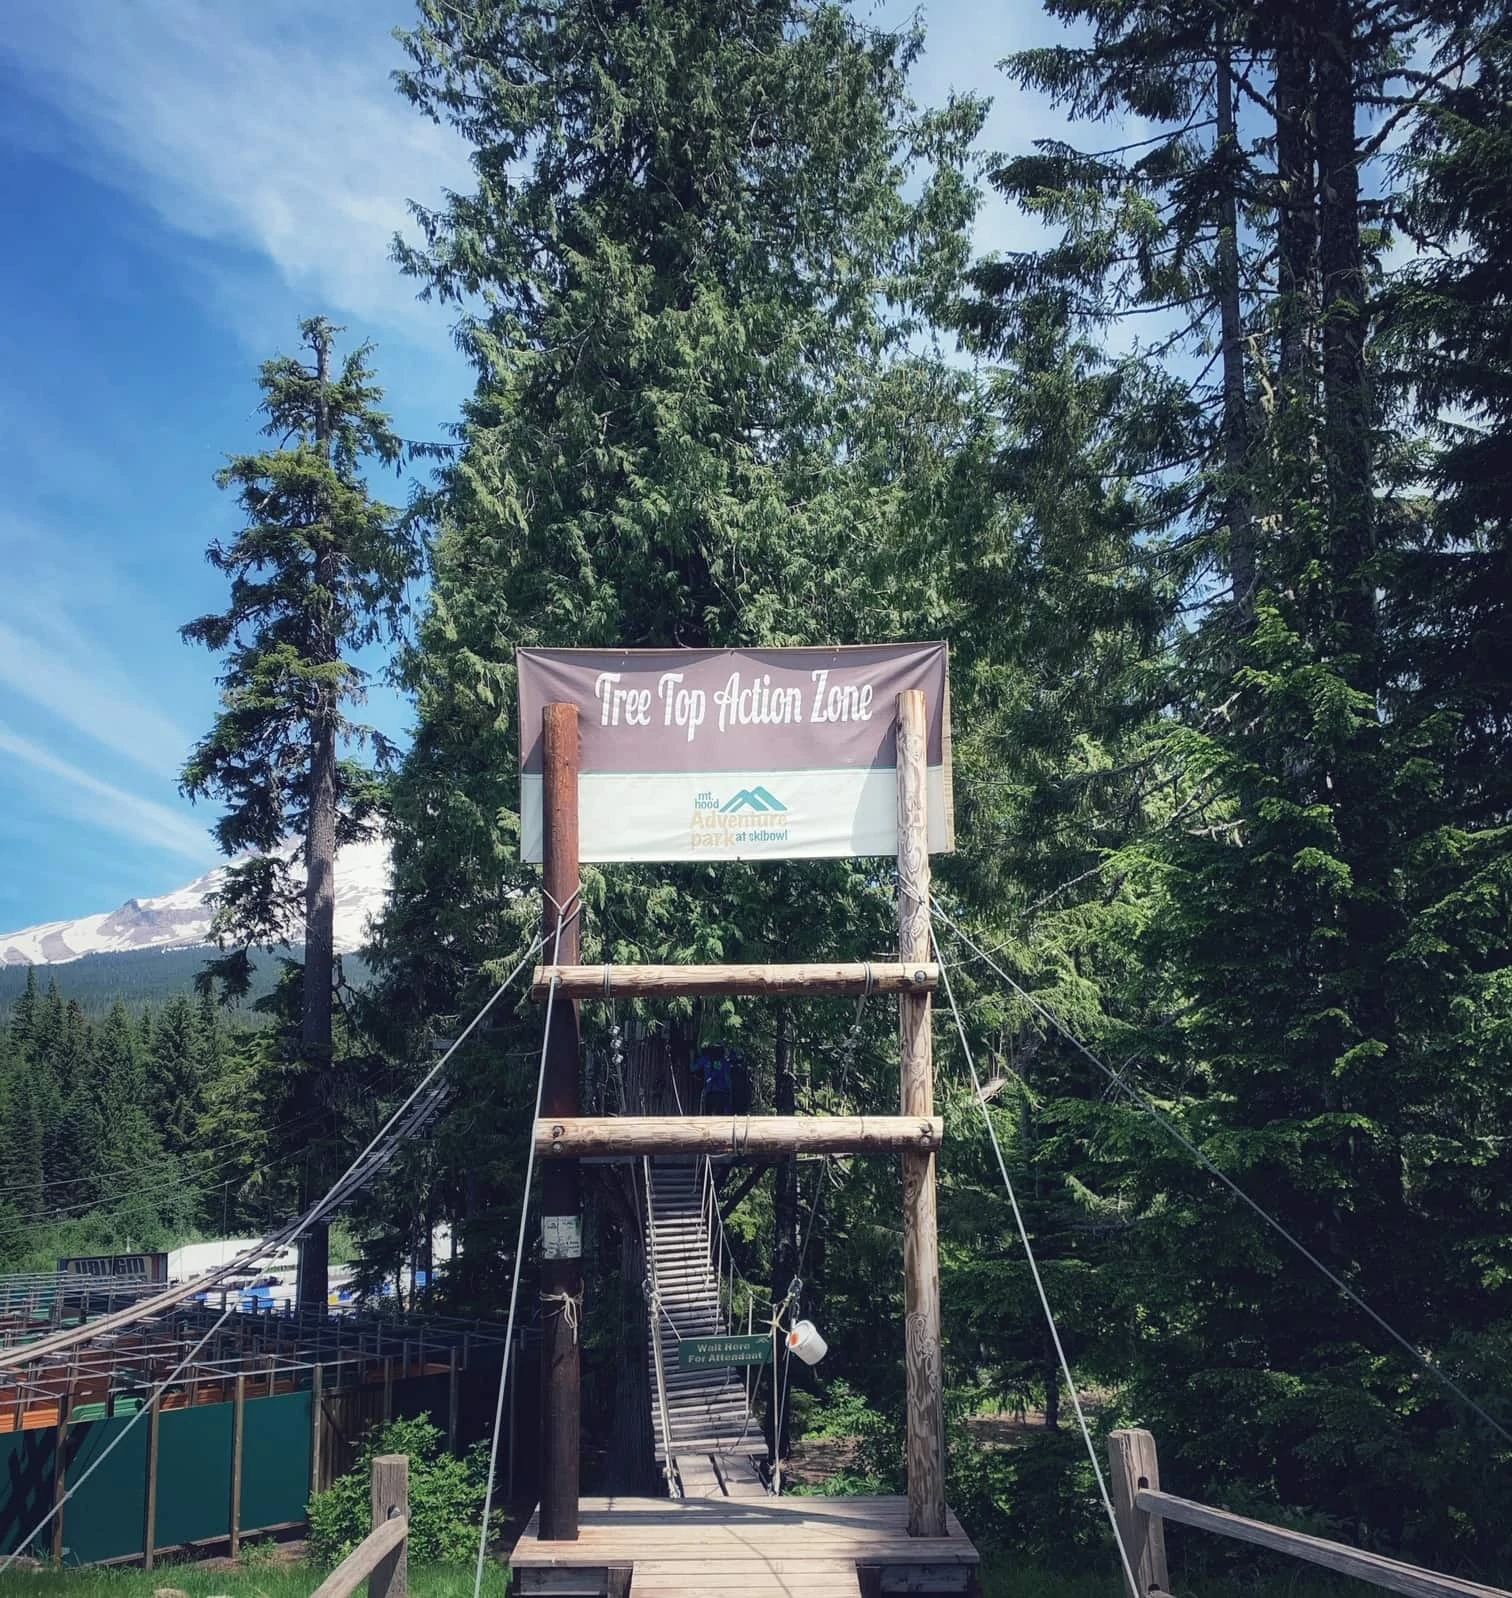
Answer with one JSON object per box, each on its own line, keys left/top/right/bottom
{"left": 525, "top": 688, "right": 952, "bottom": 1547}
{"left": 531, "top": 962, "right": 937, "bottom": 1000}
{"left": 898, "top": 688, "right": 947, "bottom": 1539}
{"left": 537, "top": 1115, "right": 942, "bottom": 1158}
{"left": 539, "top": 702, "right": 582, "bottom": 1543}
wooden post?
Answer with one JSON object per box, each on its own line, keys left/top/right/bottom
{"left": 539, "top": 702, "right": 582, "bottom": 1541}
{"left": 897, "top": 688, "right": 946, "bottom": 1539}
{"left": 311, "top": 1363, "right": 324, "bottom": 1496}
{"left": 369, "top": 1454, "right": 409, "bottom": 1598}
{"left": 50, "top": 1390, "right": 71, "bottom": 1565}
{"left": 230, "top": 1372, "right": 246, "bottom": 1556}
{"left": 143, "top": 1394, "right": 161, "bottom": 1570}
{"left": 447, "top": 1346, "right": 461, "bottom": 1455}
{"left": 383, "top": 1357, "right": 394, "bottom": 1422}
{"left": 1108, "top": 1428, "right": 1170, "bottom": 1596}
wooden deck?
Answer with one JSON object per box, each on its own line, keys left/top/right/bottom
{"left": 506, "top": 1494, "right": 980, "bottom": 1596}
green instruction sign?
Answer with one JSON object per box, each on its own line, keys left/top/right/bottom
{"left": 679, "top": 1334, "right": 773, "bottom": 1370}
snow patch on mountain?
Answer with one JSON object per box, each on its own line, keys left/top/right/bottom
{"left": 0, "top": 837, "right": 392, "bottom": 967}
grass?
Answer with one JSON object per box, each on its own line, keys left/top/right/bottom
{"left": 979, "top": 1552, "right": 1360, "bottom": 1598}
{"left": 0, "top": 1558, "right": 1365, "bottom": 1598}
{"left": 0, "top": 1564, "right": 503, "bottom": 1598}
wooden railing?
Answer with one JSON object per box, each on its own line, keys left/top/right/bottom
{"left": 310, "top": 1454, "right": 409, "bottom": 1598}
{"left": 1109, "top": 1429, "right": 1509, "bottom": 1598}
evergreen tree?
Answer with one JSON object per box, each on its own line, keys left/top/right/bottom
{"left": 385, "top": 0, "right": 980, "bottom": 969}
{"left": 148, "top": 995, "right": 205, "bottom": 1156}
{"left": 8, "top": 966, "right": 39, "bottom": 1053}
{"left": 371, "top": 3, "right": 994, "bottom": 1476}
{"left": 181, "top": 316, "right": 419, "bottom": 1304}
{"left": 953, "top": 0, "right": 1512, "bottom": 1568}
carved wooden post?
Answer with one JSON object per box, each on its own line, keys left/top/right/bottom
{"left": 897, "top": 688, "right": 946, "bottom": 1537}
{"left": 540, "top": 702, "right": 582, "bottom": 1541}
{"left": 1108, "top": 1428, "right": 1170, "bottom": 1596}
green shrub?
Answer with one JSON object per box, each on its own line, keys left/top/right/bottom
{"left": 801, "top": 1379, "right": 883, "bottom": 1441}
{"left": 307, "top": 1414, "right": 496, "bottom": 1567}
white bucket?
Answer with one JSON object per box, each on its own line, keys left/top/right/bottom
{"left": 786, "top": 1319, "right": 828, "bottom": 1366}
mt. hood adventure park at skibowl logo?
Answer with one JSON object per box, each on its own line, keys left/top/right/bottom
{"left": 691, "top": 786, "right": 790, "bottom": 849}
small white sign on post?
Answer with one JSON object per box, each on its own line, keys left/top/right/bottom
{"left": 541, "top": 1215, "right": 583, "bottom": 1260}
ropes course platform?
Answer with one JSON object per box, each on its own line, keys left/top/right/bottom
{"left": 506, "top": 1493, "right": 981, "bottom": 1596}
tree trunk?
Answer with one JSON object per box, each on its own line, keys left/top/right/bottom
{"left": 1216, "top": 42, "right": 1256, "bottom": 621}
{"left": 1313, "top": 0, "right": 1377, "bottom": 675}
{"left": 1274, "top": 23, "right": 1317, "bottom": 419}
{"left": 298, "top": 324, "right": 338, "bottom": 1313}
{"left": 767, "top": 1005, "right": 798, "bottom": 1468}
{"left": 1043, "top": 1325, "right": 1061, "bottom": 1431}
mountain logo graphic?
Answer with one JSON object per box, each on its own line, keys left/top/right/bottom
{"left": 719, "top": 786, "right": 787, "bottom": 814}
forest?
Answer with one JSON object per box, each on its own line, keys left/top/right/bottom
{"left": 4, "top": 0, "right": 1511, "bottom": 1584}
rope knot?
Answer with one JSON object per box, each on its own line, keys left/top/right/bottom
{"left": 540, "top": 1287, "right": 583, "bottom": 1344}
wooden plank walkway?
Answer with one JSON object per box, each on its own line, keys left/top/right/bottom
{"left": 507, "top": 1494, "right": 978, "bottom": 1595}
{"left": 632, "top": 1556, "right": 861, "bottom": 1595}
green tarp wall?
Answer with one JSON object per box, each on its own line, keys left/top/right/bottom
{"left": 153, "top": 1402, "right": 233, "bottom": 1554}
{"left": 240, "top": 1390, "right": 311, "bottom": 1532}
{"left": 0, "top": 1388, "right": 311, "bottom": 1562}
{"left": 64, "top": 1413, "right": 150, "bottom": 1562}
{"left": 0, "top": 1426, "right": 56, "bottom": 1559}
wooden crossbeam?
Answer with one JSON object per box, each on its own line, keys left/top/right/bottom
{"left": 535, "top": 1115, "right": 942, "bottom": 1158}
{"left": 531, "top": 961, "right": 937, "bottom": 999}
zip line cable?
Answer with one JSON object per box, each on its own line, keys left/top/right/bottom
{"left": 933, "top": 934, "right": 1143, "bottom": 1598}
{"left": 0, "top": 1301, "right": 238, "bottom": 1574}
{"left": 0, "top": 929, "right": 550, "bottom": 1373}
{"left": 931, "top": 898, "right": 1512, "bottom": 1448}
{"left": 472, "top": 892, "right": 577, "bottom": 1598}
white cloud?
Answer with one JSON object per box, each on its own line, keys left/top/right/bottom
{"left": 0, "top": 618, "right": 191, "bottom": 777}
{"left": 0, "top": 723, "right": 210, "bottom": 862}
{"left": 0, "top": 514, "right": 200, "bottom": 777}
{"left": 1, "top": 0, "right": 472, "bottom": 333}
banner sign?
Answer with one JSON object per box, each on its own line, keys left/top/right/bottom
{"left": 518, "top": 644, "right": 952, "bottom": 863}
{"left": 679, "top": 1334, "right": 773, "bottom": 1370}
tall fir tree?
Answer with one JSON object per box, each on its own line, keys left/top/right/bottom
{"left": 375, "top": 0, "right": 984, "bottom": 1466}
{"left": 181, "top": 316, "right": 419, "bottom": 1305}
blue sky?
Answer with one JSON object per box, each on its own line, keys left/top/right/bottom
{"left": 0, "top": 0, "right": 1073, "bottom": 931}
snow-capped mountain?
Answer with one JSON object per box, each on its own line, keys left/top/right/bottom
{"left": 0, "top": 837, "right": 392, "bottom": 967}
